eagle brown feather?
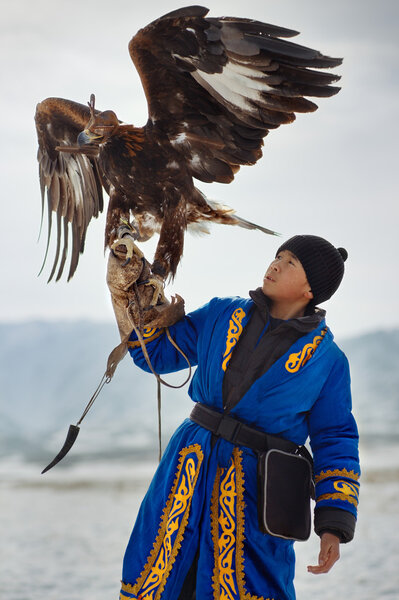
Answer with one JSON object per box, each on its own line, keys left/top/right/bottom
{"left": 35, "top": 5, "right": 342, "bottom": 281}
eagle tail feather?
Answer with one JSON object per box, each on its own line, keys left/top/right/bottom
{"left": 204, "top": 199, "right": 279, "bottom": 236}
{"left": 233, "top": 214, "right": 280, "bottom": 237}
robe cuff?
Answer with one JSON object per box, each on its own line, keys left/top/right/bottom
{"left": 314, "top": 506, "right": 356, "bottom": 543}
{"left": 128, "top": 326, "right": 164, "bottom": 348}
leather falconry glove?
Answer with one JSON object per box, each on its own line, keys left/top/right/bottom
{"left": 106, "top": 223, "right": 185, "bottom": 346}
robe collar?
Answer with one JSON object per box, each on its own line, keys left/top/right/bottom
{"left": 224, "top": 293, "right": 333, "bottom": 404}
{"left": 248, "top": 287, "right": 326, "bottom": 334}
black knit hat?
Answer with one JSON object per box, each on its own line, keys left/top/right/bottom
{"left": 276, "top": 235, "right": 348, "bottom": 305}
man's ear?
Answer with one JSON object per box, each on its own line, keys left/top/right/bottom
{"left": 304, "top": 290, "right": 314, "bottom": 300}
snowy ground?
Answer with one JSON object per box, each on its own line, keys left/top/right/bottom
{"left": 1, "top": 442, "right": 398, "bottom": 600}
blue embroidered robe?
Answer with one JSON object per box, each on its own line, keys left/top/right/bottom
{"left": 120, "top": 296, "right": 360, "bottom": 600}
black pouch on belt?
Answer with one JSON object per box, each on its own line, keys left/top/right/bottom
{"left": 257, "top": 448, "right": 314, "bottom": 541}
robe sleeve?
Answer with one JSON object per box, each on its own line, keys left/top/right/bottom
{"left": 127, "top": 298, "right": 219, "bottom": 374}
{"left": 308, "top": 351, "right": 360, "bottom": 542}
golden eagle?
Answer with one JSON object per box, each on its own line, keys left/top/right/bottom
{"left": 35, "top": 5, "right": 342, "bottom": 283}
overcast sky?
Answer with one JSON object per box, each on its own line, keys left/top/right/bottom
{"left": 1, "top": 0, "right": 398, "bottom": 339}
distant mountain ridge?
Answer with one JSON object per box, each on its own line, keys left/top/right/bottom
{"left": 339, "top": 329, "right": 399, "bottom": 438}
{"left": 0, "top": 321, "right": 398, "bottom": 464}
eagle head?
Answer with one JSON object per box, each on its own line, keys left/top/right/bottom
{"left": 78, "top": 93, "right": 119, "bottom": 146}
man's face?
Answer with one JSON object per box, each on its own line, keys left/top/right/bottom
{"left": 262, "top": 250, "right": 313, "bottom": 304}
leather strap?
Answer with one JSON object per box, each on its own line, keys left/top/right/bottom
{"left": 190, "top": 403, "right": 299, "bottom": 454}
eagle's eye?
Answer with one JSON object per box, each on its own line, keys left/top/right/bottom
{"left": 98, "top": 110, "right": 119, "bottom": 126}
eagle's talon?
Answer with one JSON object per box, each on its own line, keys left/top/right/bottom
{"left": 145, "top": 276, "right": 166, "bottom": 306}
{"left": 121, "top": 257, "right": 131, "bottom": 267}
{"left": 110, "top": 236, "right": 144, "bottom": 264}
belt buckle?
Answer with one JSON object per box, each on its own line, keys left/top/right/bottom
{"left": 215, "top": 415, "right": 242, "bottom": 444}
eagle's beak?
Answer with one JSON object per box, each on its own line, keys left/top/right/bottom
{"left": 77, "top": 129, "right": 102, "bottom": 145}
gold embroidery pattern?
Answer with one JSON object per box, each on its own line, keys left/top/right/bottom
{"left": 316, "top": 492, "right": 358, "bottom": 508}
{"left": 143, "top": 326, "right": 159, "bottom": 338}
{"left": 211, "top": 449, "right": 270, "bottom": 600}
{"left": 222, "top": 308, "right": 246, "bottom": 371}
{"left": 314, "top": 468, "right": 360, "bottom": 484}
{"left": 333, "top": 480, "right": 359, "bottom": 499}
{"left": 128, "top": 329, "right": 164, "bottom": 349}
{"left": 218, "top": 459, "right": 238, "bottom": 599}
{"left": 121, "top": 444, "right": 203, "bottom": 600}
{"left": 120, "top": 592, "right": 135, "bottom": 600}
{"left": 211, "top": 466, "right": 222, "bottom": 598}
{"left": 285, "top": 327, "right": 327, "bottom": 373}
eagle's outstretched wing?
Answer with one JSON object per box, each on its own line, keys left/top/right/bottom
{"left": 130, "top": 5, "right": 342, "bottom": 184}
{"left": 35, "top": 98, "right": 104, "bottom": 281}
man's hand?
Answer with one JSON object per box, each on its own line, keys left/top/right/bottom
{"left": 307, "top": 532, "right": 340, "bottom": 575}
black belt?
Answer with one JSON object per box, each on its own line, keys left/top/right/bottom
{"left": 190, "top": 403, "right": 299, "bottom": 454}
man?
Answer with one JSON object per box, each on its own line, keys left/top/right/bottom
{"left": 109, "top": 234, "right": 360, "bottom": 600}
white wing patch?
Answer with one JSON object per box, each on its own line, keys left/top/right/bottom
{"left": 190, "top": 61, "right": 274, "bottom": 114}
{"left": 166, "top": 160, "right": 179, "bottom": 169}
{"left": 223, "top": 61, "right": 276, "bottom": 91}
{"left": 65, "top": 155, "right": 84, "bottom": 208}
{"left": 171, "top": 132, "right": 188, "bottom": 146}
{"left": 189, "top": 154, "right": 202, "bottom": 168}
